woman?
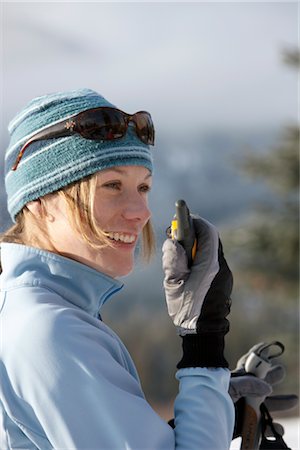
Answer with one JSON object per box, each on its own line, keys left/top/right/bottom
{"left": 0, "top": 88, "right": 235, "bottom": 449}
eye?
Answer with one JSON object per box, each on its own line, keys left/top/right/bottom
{"left": 102, "top": 181, "right": 121, "bottom": 190}
{"left": 139, "top": 183, "right": 151, "bottom": 194}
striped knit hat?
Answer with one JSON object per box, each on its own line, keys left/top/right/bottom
{"left": 4, "top": 88, "right": 153, "bottom": 221}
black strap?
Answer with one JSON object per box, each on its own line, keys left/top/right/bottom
{"left": 259, "top": 403, "right": 292, "bottom": 450}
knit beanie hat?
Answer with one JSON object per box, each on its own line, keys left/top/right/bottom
{"left": 4, "top": 88, "right": 153, "bottom": 221}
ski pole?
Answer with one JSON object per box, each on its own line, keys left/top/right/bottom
{"left": 168, "top": 199, "right": 197, "bottom": 267}
{"left": 240, "top": 341, "right": 285, "bottom": 450}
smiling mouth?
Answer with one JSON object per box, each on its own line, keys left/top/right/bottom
{"left": 107, "top": 232, "right": 136, "bottom": 244}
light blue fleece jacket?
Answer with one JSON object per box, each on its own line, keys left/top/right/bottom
{"left": 0, "top": 243, "right": 234, "bottom": 450}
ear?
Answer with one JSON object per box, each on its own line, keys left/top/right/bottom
{"left": 26, "top": 199, "right": 44, "bottom": 218}
{"left": 26, "top": 199, "right": 54, "bottom": 221}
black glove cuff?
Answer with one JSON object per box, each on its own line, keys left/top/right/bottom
{"left": 177, "top": 333, "right": 229, "bottom": 369}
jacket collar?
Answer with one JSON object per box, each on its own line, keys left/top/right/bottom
{"left": 0, "top": 243, "right": 123, "bottom": 317}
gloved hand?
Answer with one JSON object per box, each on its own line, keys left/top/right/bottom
{"left": 162, "top": 216, "right": 233, "bottom": 368}
{"left": 230, "top": 344, "right": 298, "bottom": 440}
{"left": 230, "top": 342, "right": 298, "bottom": 410}
{"left": 232, "top": 342, "right": 285, "bottom": 379}
{"left": 229, "top": 346, "right": 285, "bottom": 404}
{"left": 229, "top": 374, "right": 273, "bottom": 404}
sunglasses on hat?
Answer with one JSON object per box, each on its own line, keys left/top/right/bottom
{"left": 12, "top": 107, "right": 155, "bottom": 171}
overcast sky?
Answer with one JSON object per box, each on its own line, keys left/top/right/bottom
{"left": 1, "top": 1, "right": 298, "bottom": 141}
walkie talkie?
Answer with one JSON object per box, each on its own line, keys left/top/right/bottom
{"left": 170, "top": 199, "right": 197, "bottom": 267}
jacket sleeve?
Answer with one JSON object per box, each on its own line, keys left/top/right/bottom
{"left": 5, "top": 297, "right": 234, "bottom": 449}
{"left": 174, "top": 367, "right": 235, "bottom": 450}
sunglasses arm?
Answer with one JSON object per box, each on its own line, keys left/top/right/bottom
{"left": 12, "top": 141, "right": 33, "bottom": 171}
{"left": 11, "top": 123, "right": 74, "bottom": 171}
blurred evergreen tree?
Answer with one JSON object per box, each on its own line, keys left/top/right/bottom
{"left": 231, "top": 125, "right": 299, "bottom": 294}
{"left": 226, "top": 48, "right": 299, "bottom": 402}
{"left": 229, "top": 48, "right": 299, "bottom": 294}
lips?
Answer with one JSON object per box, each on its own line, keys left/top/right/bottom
{"left": 107, "top": 232, "right": 136, "bottom": 244}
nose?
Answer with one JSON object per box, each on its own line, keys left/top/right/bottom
{"left": 121, "top": 192, "right": 151, "bottom": 225}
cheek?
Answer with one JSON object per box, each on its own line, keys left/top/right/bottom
{"left": 93, "top": 199, "right": 115, "bottom": 227}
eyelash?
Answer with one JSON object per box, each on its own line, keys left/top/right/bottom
{"left": 139, "top": 184, "right": 151, "bottom": 193}
{"left": 103, "top": 182, "right": 121, "bottom": 190}
{"left": 103, "top": 182, "right": 151, "bottom": 193}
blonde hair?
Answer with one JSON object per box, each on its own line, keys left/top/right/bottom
{"left": 0, "top": 173, "right": 155, "bottom": 266}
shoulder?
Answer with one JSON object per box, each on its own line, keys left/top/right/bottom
{"left": 1, "top": 285, "right": 136, "bottom": 380}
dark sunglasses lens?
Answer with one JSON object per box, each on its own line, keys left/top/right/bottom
{"left": 77, "top": 109, "right": 126, "bottom": 140}
{"left": 134, "top": 112, "right": 155, "bottom": 145}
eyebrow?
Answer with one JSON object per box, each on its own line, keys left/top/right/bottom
{"left": 101, "top": 167, "right": 152, "bottom": 180}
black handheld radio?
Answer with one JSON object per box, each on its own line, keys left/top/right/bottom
{"left": 170, "top": 199, "right": 197, "bottom": 267}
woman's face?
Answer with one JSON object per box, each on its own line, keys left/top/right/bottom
{"left": 38, "top": 165, "right": 152, "bottom": 278}
{"left": 92, "top": 165, "right": 152, "bottom": 277}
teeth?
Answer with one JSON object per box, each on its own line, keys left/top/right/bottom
{"left": 107, "top": 232, "right": 135, "bottom": 243}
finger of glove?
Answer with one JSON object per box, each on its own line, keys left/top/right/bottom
{"left": 264, "top": 365, "right": 286, "bottom": 385}
{"left": 189, "top": 215, "right": 219, "bottom": 267}
{"left": 265, "top": 394, "right": 299, "bottom": 412}
{"left": 162, "top": 238, "right": 190, "bottom": 283}
{"left": 231, "top": 365, "right": 285, "bottom": 386}
{"left": 229, "top": 376, "right": 272, "bottom": 403}
{"left": 163, "top": 215, "right": 219, "bottom": 286}
{"left": 162, "top": 239, "right": 191, "bottom": 324}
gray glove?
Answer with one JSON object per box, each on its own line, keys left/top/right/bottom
{"left": 230, "top": 343, "right": 298, "bottom": 412}
{"left": 230, "top": 342, "right": 285, "bottom": 403}
{"left": 162, "top": 216, "right": 233, "bottom": 368}
{"left": 233, "top": 342, "right": 285, "bottom": 379}
{"left": 229, "top": 374, "right": 273, "bottom": 404}
{"left": 231, "top": 344, "right": 298, "bottom": 442}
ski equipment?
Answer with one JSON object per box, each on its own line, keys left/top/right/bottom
{"left": 240, "top": 341, "right": 285, "bottom": 449}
